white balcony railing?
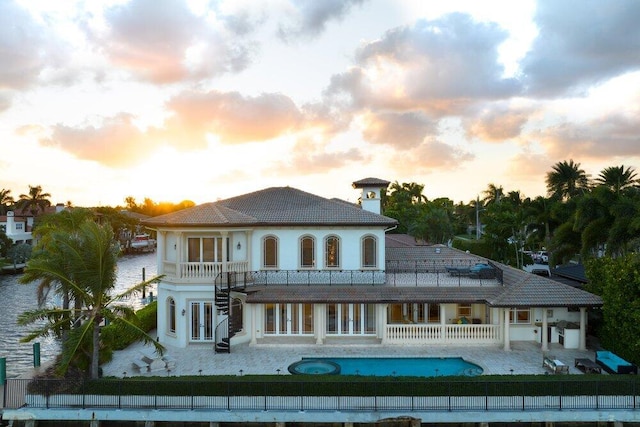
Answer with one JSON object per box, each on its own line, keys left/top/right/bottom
{"left": 162, "top": 261, "right": 250, "bottom": 281}
{"left": 385, "top": 324, "right": 500, "bottom": 345}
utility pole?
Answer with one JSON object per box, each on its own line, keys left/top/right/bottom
{"left": 475, "top": 195, "right": 481, "bottom": 240}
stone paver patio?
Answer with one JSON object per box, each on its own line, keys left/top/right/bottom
{"left": 101, "top": 333, "right": 599, "bottom": 378}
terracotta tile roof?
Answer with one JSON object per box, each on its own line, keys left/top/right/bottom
{"left": 143, "top": 187, "right": 397, "bottom": 227}
{"left": 488, "top": 264, "right": 602, "bottom": 308}
{"left": 245, "top": 246, "right": 603, "bottom": 308}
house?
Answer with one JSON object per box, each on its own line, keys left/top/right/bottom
{"left": 1, "top": 204, "right": 66, "bottom": 245}
{"left": 142, "top": 178, "right": 602, "bottom": 354}
{"left": 0, "top": 211, "right": 33, "bottom": 245}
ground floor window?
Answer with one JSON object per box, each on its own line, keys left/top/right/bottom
{"left": 509, "top": 308, "right": 531, "bottom": 324}
{"left": 326, "top": 303, "right": 375, "bottom": 335}
{"left": 264, "top": 303, "right": 313, "bottom": 335}
{"left": 387, "top": 303, "right": 440, "bottom": 324}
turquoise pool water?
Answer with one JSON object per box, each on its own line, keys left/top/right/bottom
{"left": 289, "top": 357, "right": 483, "bottom": 377}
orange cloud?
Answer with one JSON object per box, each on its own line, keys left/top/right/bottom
{"left": 165, "top": 90, "right": 303, "bottom": 144}
{"left": 39, "top": 114, "right": 157, "bottom": 168}
{"left": 464, "top": 105, "right": 533, "bottom": 142}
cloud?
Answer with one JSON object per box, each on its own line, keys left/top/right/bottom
{"left": 278, "top": 0, "right": 366, "bottom": 41}
{"left": 389, "top": 137, "right": 474, "bottom": 173}
{"left": 361, "top": 111, "right": 436, "bottom": 148}
{"left": 270, "top": 136, "right": 367, "bottom": 175}
{"left": 335, "top": 14, "right": 520, "bottom": 110}
{"left": 0, "top": 1, "right": 63, "bottom": 90}
{"left": 165, "top": 90, "right": 303, "bottom": 144}
{"left": 533, "top": 113, "right": 640, "bottom": 160}
{"left": 39, "top": 114, "right": 156, "bottom": 168}
{"left": 521, "top": 0, "right": 640, "bottom": 96}
{"left": 96, "top": 0, "right": 253, "bottom": 83}
{"left": 463, "top": 104, "right": 533, "bottom": 142}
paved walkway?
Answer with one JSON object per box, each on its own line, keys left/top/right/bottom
{"left": 101, "top": 332, "right": 598, "bottom": 378}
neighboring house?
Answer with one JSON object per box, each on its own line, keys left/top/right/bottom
{"left": 0, "top": 211, "right": 34, "bottom": 245}
{"left": 551, "top": 263, "right": 588, "bottom": 288}
{"left": 0, "top": 204, "right": 66, "bottom": 245}
{"left": 143, "top": 178, "right": 602, "bottom": 354}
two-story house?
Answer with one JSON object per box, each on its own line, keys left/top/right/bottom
{"left": 143, "top": 178, "right": 602, "bottom": 354}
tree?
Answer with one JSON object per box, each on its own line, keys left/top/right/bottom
{"left": 0, "top": 188, "right": 14, "bottom": 215}
{"left": 17, "top": 185, "right": 52, "bottom": 216}
{"left": 545, "top": 160, "right": 590, "bottom": 201}
{"left": 585, "top": 255, "right": 640, "bottom": 365}
{"left": 481, "top": 183, "right": 504, "bottom": 206}
{"left": 18, "top": 220, "right": 163, "bottom": 378}
{"left": 596, "top": 165, "right": 639, "bottom": 195}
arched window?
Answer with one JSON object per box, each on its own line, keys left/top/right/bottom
{"left": 263, "top": 236, "right": 278, "bottom": 269}
{"left": 300, "top": 235, "right": 315, "bottom": 268}
{"left": 168, "top": 297, "right": 176, "bottom": 334}
{"left": 361, "top": 235, "right": 377, "bottom": 268}
{"left": 324, "top": 235, "right": 340, "bottom": 268}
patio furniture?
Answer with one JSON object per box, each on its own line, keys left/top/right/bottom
{"left": 574, "top": 358, "right": 601, "bottom": 374}
{"left": 595, "top": 351, "right": 638, "bottom": 374}
{"left": 543, "top": 355, "right": 569, "bottom": 374}
{"left": 445, "top": 266, "right": 470, "bottom": 276}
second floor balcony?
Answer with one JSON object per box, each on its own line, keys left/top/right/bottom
{"left": 160, "top": 260, "right": 502, "bottom": 287}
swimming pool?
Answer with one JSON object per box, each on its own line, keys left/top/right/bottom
{"left": 288, "top": 357, "right": 483, "bottom": 377}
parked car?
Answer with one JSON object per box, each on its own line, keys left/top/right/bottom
{"left": 532, "top": 251, "right": 549, "bottom": 264}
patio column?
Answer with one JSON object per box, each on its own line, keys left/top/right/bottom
{"left": 579, "top": 307, "right": 587, "bottom": 350}
{"left": 503, "top": 309, "right": 511, "bottom": 351}
{"left": 315, "top": 304, "right": 325, "bottom": 345}
{"left": 250, "top": 304, "right": 257, "bottom": 345}
{"left": 175, "top": 232, "right": 183, "bottom": 278}
{"left": 221, "top": 231, "right": 229, "bottom": 273}
{"left": 158, "top": 231, "right": 166, "bottom": 275}
{"left": 440, "top": 304, "right": 446, "bottom": 343}
{"left": 541, "top": 308, "right": 548, "bottom": 352}
{"left": 380, "top": 304, "right": 388, "bottom": 344}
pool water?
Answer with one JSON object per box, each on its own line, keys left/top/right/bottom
{"left": 290, "top": 357, "right": 483, "bottom": 377}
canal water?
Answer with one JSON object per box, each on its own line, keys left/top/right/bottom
{"left": 0, "top": 252, "right": 157, "bottom": 379}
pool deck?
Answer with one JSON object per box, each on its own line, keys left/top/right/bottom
{"left": 101, "top": 333, "right": 599, "bottom": 378}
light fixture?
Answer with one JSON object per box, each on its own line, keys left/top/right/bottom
{"left": 181, "top": 309, "right": 186, "bottom": 316}
{"left": 237, "top": 242, "right": 241, "bottom": 250}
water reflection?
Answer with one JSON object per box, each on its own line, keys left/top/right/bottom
{"left": 0, "top": 252, "right": 157, "bottom": 378}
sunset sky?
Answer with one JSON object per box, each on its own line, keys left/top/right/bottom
{"left": 2, "top": 0, "right": 639, "bottom": 208}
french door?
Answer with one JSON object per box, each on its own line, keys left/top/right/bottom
{"left": 264, "top": 303, "right": 313, "bottom": 335}
{"left": 326, "top": 303, "right": 375, "bottom": 335}
{"left": 190, "top": 301, "right": 214, "bottom": 342}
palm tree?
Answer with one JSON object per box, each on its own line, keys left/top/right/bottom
{"left": 545, "top": 160, "right": 590, "bottom": 201}
{"left": 19, "top": 220, "right": 163, "bottom": 378}
{"left": 17, "top": 185, "right": 52, "bottom": 216}
{"left": 482, "top": 183, "right": 504, "bottom": 205}
{"left": 0, "top": 188, "right": 14, "bottom": 215}
{"left": 596, "top": 165, "right": 639, "bottom": 194}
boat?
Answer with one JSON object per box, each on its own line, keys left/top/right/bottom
{"left": 130, "top": 234, "right": 156, "bottom": 252}
{"left": 2, "top": 262, "right": 26, "bottom": 274}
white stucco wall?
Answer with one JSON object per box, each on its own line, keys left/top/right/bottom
{"left": 250, "top": 227, "right": 387, "bottom": 271}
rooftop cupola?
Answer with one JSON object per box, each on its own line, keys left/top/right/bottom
{"left": 352, "top": 177, "right": 390, "bottom": 215}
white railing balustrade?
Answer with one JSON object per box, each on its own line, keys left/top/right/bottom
{"left": 385, "top": 324, "right": 500, "bottom": 344}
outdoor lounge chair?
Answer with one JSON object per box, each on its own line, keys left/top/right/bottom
{"left": 543, "top": 355, "right": 569, "bottom": 374}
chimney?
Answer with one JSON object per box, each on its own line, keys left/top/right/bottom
{"left": 352, "top": 178, "right": 390, "bottom": 215}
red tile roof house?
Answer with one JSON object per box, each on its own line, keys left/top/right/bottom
{"left": 142, "top": 178, "right": 602, "bottom": 354}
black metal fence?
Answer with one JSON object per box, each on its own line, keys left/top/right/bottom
{"left": 4, "top": 378, "right": 639, "bottom": 412}
{"left": 215, "top": 268, "right": 501, "bottom": 288}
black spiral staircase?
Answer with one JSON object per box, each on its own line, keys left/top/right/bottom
{"left": 214, "top": 272, "right": 247, "bottom": 353}
{"left": 214, "top": 285, "right": 231, "bottom": 353}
